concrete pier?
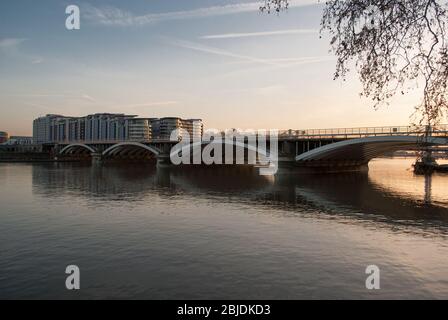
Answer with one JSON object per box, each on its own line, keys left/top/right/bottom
{"left": 91, "top": 153, "right": 103, "bottom": 165}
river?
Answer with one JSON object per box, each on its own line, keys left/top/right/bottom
{"left": 1, "top": 158, "right": 447, "bottom": 299}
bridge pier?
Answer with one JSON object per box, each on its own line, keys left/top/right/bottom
{"left": 91, "top": 152, "right": 103, "bottom": 165}
{"left": 156, "top": 154, "right": 173, "bottom": 168}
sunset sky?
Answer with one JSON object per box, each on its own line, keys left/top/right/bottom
{"left": 0, "top": 0, "right": 422, "bottom": 135}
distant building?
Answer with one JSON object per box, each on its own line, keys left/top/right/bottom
{"left": 68, "top": 117, "right": 86, "bottom": 142}
{"left": 127, "top": 118, "right": 152, "bottom": 141}
{"left": 33, "top": 114, "right": 62, "bottom": 144}
{"left": 183, "top": 119, "right": 204, "bottom": 140}
{"left": 82, "top": 114, "right": 152, "bottom": 142}
{"left": 7, "top": 136, "right": 33, "bottom": 145}
{"left": 29, "top": 113, "right": 204, "bottom": 144}
{"left": 155, "top": 117, "right": 203, "bottom": 140}
{"left": 0, "top": 131, "right": 8, "bottom": 144}
{"left": 148, "top": 118, "right": 161, "bottom": 139}
{"left": 0, "top": 135, "right": 40, "bottom": 154}
{"left": 84, "top": 113, "right": 135, "bottom": 141}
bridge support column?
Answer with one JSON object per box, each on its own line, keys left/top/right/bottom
{"left": 91, "top": 153, "right": 103, "bottom": 165}
{"left": 156, "top": 154, "right": 173, "bottom": 168}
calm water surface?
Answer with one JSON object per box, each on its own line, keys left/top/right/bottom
{"left": 1, "top": 158, "right": 448, "bottom": 299}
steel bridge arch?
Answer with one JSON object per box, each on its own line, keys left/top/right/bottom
{"left": 295, "top": 135, "right": 448, "bottom": 162}
{"left": 102, "top": 142, "right": 161, "bottom": 158}
{"left": 59, "top": 143, "right": 97, "bottom": 155}
{"left": 170, "top": 139, "right": 274, "bottom": 163}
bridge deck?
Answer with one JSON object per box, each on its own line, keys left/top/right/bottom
{"left": 51, "top": 124, "right": 448, "bottom": 145}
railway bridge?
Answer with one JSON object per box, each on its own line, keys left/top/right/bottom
{"left": 53, "top": 124, "right": 448, "bottom": 173}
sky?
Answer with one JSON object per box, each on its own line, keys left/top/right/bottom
{"left": 0, "top": 0, "right": 423, "bottom": 135}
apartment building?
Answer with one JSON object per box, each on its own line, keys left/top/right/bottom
{"left": 155, "top": 117, "right": 203, "bottom": 140}
{"left": 32, "top": 114, "right": 62, "bottom": 144}
{"left": 33, "top": 114, "right": 202, "bottom": 143}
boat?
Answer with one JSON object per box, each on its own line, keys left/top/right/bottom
{"left": 436, "top": 164, "right": 448, "bottom": 173}
{"left": 413, "top": 157, "right": 448, "bottom": 174}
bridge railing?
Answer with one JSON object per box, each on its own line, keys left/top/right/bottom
{"left": 279, "top": 124, "right": 448, "bottom": 139}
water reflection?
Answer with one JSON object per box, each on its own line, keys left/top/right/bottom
{"left": 31, "top": 160, "right": 448, "bottom": 235}
{"left": 31, "top": 163, "right": 274, "bottom": 201}
{"left": 1, "top": 159, "right": 447, "bottom": 299}
{"left": 425, "top": 174, "right": 432, "bottom": 205}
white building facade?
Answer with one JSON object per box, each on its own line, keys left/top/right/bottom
{"left": 33, "top": 114, "right": 202, "bottom": 144}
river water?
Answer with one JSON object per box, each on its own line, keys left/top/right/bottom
{"left": 1, "top": 158, "right": 448, "bottom": 299}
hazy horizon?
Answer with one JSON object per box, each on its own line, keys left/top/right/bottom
{"left": 1, "top": 0, "right": 424, "bottom": 136}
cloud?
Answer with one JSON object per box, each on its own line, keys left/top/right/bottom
{"left": 81, "top": 94, "right": 97, "bottom": 103}
{"left": 166, "top": 38, "right": 334, "bottom": 70}
{"left": 7, "top": 91, "right": 178, "bottom": 108}
{"left": 215, "top": 55, "right": 335, "bottom": 79}
{"left": 83, "top": 0, "right": 317, "bottom": 26}
{"left": 201, "top": 29, "right": 318, "bottom": 39}
{"left": 14, "top": 95, "right": 178, "bottom": 114}
{"left": 0, "top": 37, "right": 44, "bottom": 65}
{"left": 83, "top": 5, "right": 139, "bottom": 26}
{"left": 0, "top": 38, "right": 26, "bottom": 49}
{"left": 31, "top": 58, "right": 44, "bottom": 64}
{"left": 166, "top": 38, "right": 282, "bottom": 66}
